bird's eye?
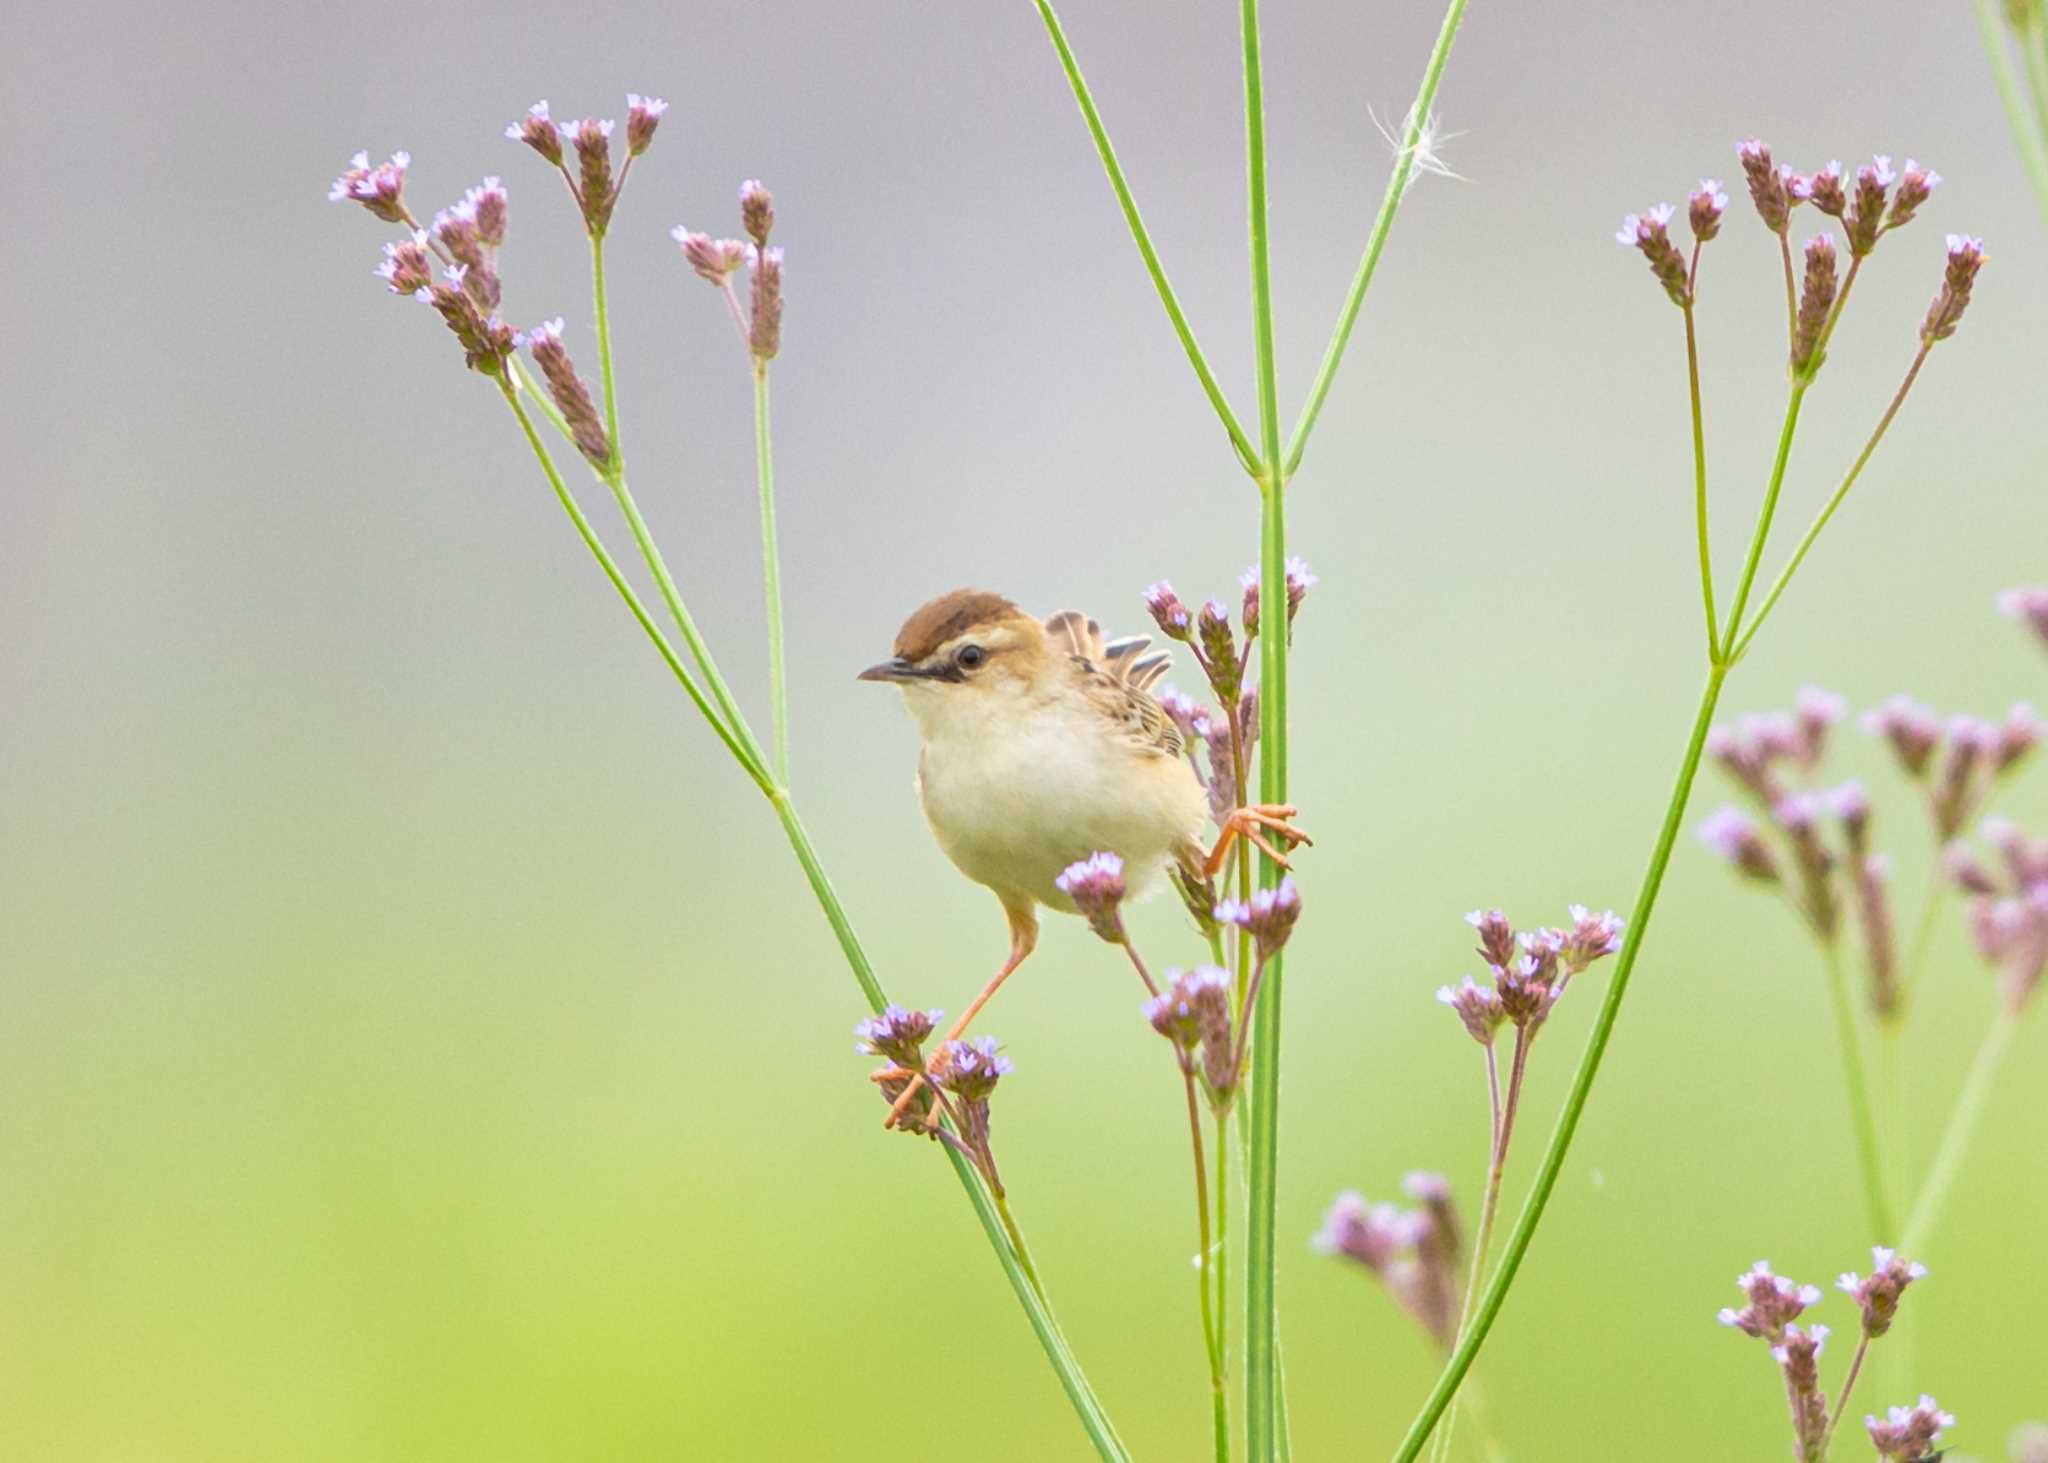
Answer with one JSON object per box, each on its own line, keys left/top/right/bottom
{"left": 956, "top": 644, "right": 986, "bottom": 670}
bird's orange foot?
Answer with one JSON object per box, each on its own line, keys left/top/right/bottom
{"left": 1204, "top": 803, "right": 1313, "bottom": 878}
{"left": 873, "top": 1063, "right": 940, "bottom": 1135}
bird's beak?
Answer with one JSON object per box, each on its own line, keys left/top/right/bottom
{"left": 858, "top": 655, "right": 923, "bottom": 683}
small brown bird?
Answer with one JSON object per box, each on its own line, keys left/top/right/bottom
{"left": 860, "top": 588, "right": 1308, "bottom": 1125}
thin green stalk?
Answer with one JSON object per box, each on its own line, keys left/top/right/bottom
{"left": 1717, "top": 384, "right": 1807, "bottom": 656}
{"left": 505, "top": 376, "right": 1128, "bottom": 1459}
{"left": 1282, "top": 0, "right": 1468, "bottom": 478}
{"left": 1391, "top": 661, "right": 1729, "bottom": 1463}
{"left": 1816, "top": 1332, "right": 1871, "bottom": 1460}
{"left": 1029, "top": 0, "right": 1259, "bottom": 471}
{"left": 1216, "top": 1108, "right": 1232, "bottom": 1457}
{"left": 1896, "top": 878, "right": 1947, "bottom": 1013}
{"left": 510, "top": 355, "right": 577, "bottom": 446}
{"left": 1819, "top": 936, "right": 1894, "bottom": 1241}
{"left": 1240, "top": 0, "right": 1291, "bottom": 1451}
{"left": 1683, "top": 291, "right": 1717, "bottom": 661}
{"left": 1901, "top": 1011, "right": 2018, "bottom": 1253}
{"left": 1184, "top": 1074, "right": 1226, "bottom": 1462}
{"left": 1727, "top": 345, "right": 1931, "bottom": 661}
{"left": 499, "top": 383, "right": 763, "bottom": 785}
{"left": 1973, "top": 0, "right": 2048, "bottom": 222}
{"left": 753, "top": 363, "right": 790, "bottom": 785}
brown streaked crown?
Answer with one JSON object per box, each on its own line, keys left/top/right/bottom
{"left": 893, "top": 589, "right": 1024, "bottom": 662}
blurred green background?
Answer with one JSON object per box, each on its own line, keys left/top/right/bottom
{"left": 4, "top": 0, "right": 2045, "bottom": 1457}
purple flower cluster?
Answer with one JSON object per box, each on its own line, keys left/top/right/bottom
{"left": 1312, "top": 1175, "right": 1465, "bottom": 1347}
{"left": 1436, "top": 904, "right": 1622, "bottom": 1043}
{"left": 1951, "top": 816, "right": 2048, "bottom": 1015}
{"left": 674, "top": 180, "right": 785, "bottom": 361}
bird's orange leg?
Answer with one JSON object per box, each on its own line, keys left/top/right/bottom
{"left": 1203, "top": 803, "right": 1313, "bottom": 879}
{"left": 883, "top": 900, "right": 1039, "bottom": 1130}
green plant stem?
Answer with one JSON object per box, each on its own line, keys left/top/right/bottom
{"left": 1030, "top": 0, "right": 1258, "bottom": 471}
{"left": 1776, "top": 236, "right": 1798, "bottom": 349}
{"left": 1391, "top": 660, "right": 1729, "bottom": 1463}
{"left": 1816, "top": 1332, "right": 1871, "bottom": 1461}
{"left": 1819, "top": 936, "right": 1894, "bottom": 1241}
{"left": 1216, "top": 1107, "right": 1233, "bottom": 1456}
{"left": 1683, "top": 289, "right": 1717, "bottom": 661}
{"left": 1282, "top": 0, "right": 1469, "bottom": 478}
{"left": 591, "top": 234, "right": 624, "bottom": 458}
{"left": 509, "top": 356, "right": 577, "bottom": 446}
{"left": 1718, "top": 384, "right": 1807, "bottom": 655}
{"left": 1727, "top": 344, "right": 1931, "bottom": 661}
{"left": 1240, "top": 0, "right": 1293, "bottom": 1452}
{"left": 502, "top": 374, "right": 1129, "bottom": 1461}
{"left": 499, "top": 384, "right": 761, "bottom": 784}
{"left": 753, "top": 363, "right": 790, "bottom": 785}
{"left": 1183, "top": 1072, "right": 1226, "bottom": 1462}
{"left": 1896, "top": 878, "right": 1947, "bottom": 1013}
{"left": 1973, "top": 0, "right": 2048, "bottom": 222}
{"left": 1901, "top": 1010, "right": 2018, "bottom": 1254}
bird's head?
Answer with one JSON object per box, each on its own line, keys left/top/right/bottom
{"left": 859, "top": 589, "right": 1050, "bottom": 737}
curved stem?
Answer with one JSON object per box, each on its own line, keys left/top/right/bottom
{"left": 1282, "top": 0, "right": 1469, "bottom": 477}
{"left": 753, "top": 363, "right": 790, "bottom": 786}
{"left": 1390, "top": 660, "right": 1728, "bottom": 1462}
{"left": 1216, "top": 1108, "right": 1232, "bottom": 1456}
{"left": 1973, "top": 0, "right": 2048, "bottom": 224}
{"left": 1029, "top": 0, "right": 1258, "bottom": 472}
{"left": 1683, "top": 292, "right": 1718, "bottom": 659}
{"left": 1817, "top": 1333, "right": 1871, "bottom": 1460}
{"left": 1819, "top": 935, "right": 1894, "bottom": 1241}
{"left": 1718, "top": 384, "right": 1807, "bottom": 657}
{"left": 1728, "top": 345, "right": 1931, "bottom": 661}
{"left": 1901, "top": 1011, "right": 2017, "bottom": 1253}
{"left": 1183, "top": 1071, "right": 1227, "bottom": 1461}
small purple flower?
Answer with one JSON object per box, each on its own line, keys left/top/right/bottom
{"left": 1737, "top": 139, "right": 1796, "bottom": 233}
{"left": 749, "top": 244, "right": 784, "bottom": 360}
{"left": 1698, "top": 806, "right": 1779, "bottom": 882}
{"left": 566, "top": 116, "right": 617, "bottom": 233}
{"left": 1561, "top": 904, "right": 1624, "bottom": 973}
{"left": 1144, "top": 971, "right": 1202, "bottom": 1046}
{"left": 1791, "top": 233, "right": 1838, "bottom": 374}
{"left": 1889, "top": 160, "right": 1940, "bottom": 228}
{"left": 1773, "top": 1324, "right": 1831, "bottom": 1456}
{"left": 936, "top": 1035, "right": 1013, "bottom": 1102}
{"left": 523, "top": 317, "right": 612, "bottom": 468}
{"left": 1156, "top": 685, "right": 1207, "bottom": 742}
{"left": 740, "top": 179, "right": 775, "bottom": 247}
{"left": 463, "top": 177, "right": 509, "bottom": 248}
{"left": 1464, "top": 908, "right": 1517, "bottom": 969}
{"left": 1998, "top": 585, "right": 2048, "bottom": 650}
{"left": 1838, "top": 1246, "right": 1926, "bottom": 1338}
{"left": 1689, "top": 178, "right": 1728, "bottom": 241}
{"left": 625, "top": 93, "right": 667, "bottom": 155}
{"left": 1922, "top": 233, "right": 1986, "bottom": 344}
{"left": 1056, "top": 852, "right": 1128, "bottom": 942}
{"left": 1436, "top": 977, "right": 1506, "bottom": 1046}
{"left": 1846, "top": 154, "right": 1897, "bottom": 256}
{"left": 1807, "top": 160, "right": 1847, "bottom": 217}
{"left": 374, "top": 232, "right": 433, "bottom": 296}
{"left": 1144, "top": 581, "right": 1193, "bottom": 641}
{"left": 1794, "top": 685, "right": 1846, "bottom": 766}
{"left": 1495, "top": 953, "right": 1560, "bottom": 1030}
{"left": 1866, "top": 1396, "right": 1955, "bottom": 1460}
{"left": 1997, "top": 701, "right": 2041, "bottom": 772}
{"left": 1945, "top": 842, "right": 2000, "bottom": 896}
{"left": 329, "top": 150, "right": 412, "bottom": 223}
{"left": 1312, "top": 1192, "right": 1412, "bottom": 1272}
{"left": 854, "top": 1003, "right": 942, "bottom": 1066}
{"left": 672, "top": 228, "right": 748, "bottom": 285}
{"left": 506, "top": 101, "right": 565, "bottom": 165}
{"left": 1197, "top": 598, "right": 1238, "bottom": 696}
{"left": 1718, "top": 1260, "right": 1822, "bottom": 1341}
{"left": 1215, "top": 877, "right": 1302, "bottom": 957}
{"left": 1617, "top": 203, "right": 1690, "bottom": 306}
{"left": 1863, "top": 695, "right": 1942, "bottom": 778}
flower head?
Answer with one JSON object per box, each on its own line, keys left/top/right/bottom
{"left": 374, "top": 231, "right": 433, "bottom": 296}
{"left": 1056, "top": 852, "right": 1128, "bottom": 942}
{"left": 1698, "top": 806, "right": 1779, "bottom": 882}
{"left": 1215, "top": 877, "right": 1302, "bottom": 957}
{"left": 1718, "top": 1260, "right": 1821, "bottom": 1341}
{"left": 1464, "top": 908, "right": 1517, "bottom": 969}
{"left": 1737, "top": 139, "right": 1798, "bottom": 233}
{"left": 1561, "top": 905, "right": 1624, "bottom": 973}
{"left": 1617, "top": 204, "right": 1690, "bottom": 306}
{"left": 1808, "top": 160, "right": 1847, "bottom": 217}
{"left": 1998, "top": 585, "right": 2048, "bottom": 651}
{"left": 523, "top": 318, "right": 611, "bottom": 468}
{"left": 1922, "top": 234, "right": 1986, "bottom": 344}
{"left": 329, "top": 150, "right": 411, "bottom": 222}
{"left": 1144, "top": 581, "right": 1193, "bottom": 641}
{"left": 1866, "top": 1396, "right": 1955, "bottom": 1460}
{"left": 1689, "top": 178, "right": 1728, "bottom": 241}
{"left": 1837, "top": 1246, "right": 1926, "bottom": 1338}
{"left": 506, "top": 101, "right": 564, "bottom": 165}
{"left": 1846, "top": 154, "right": 1897, "bottom": 255}
{"left": 672, "top": 228, "right": 748, "bottom": 286}
{"left": 1312, "top": 1192, "right": 1413, "bottom": 1272}
{"left": 625, "top": 93, "right": 667, "bottom": 155}
{"left": 1792, "top": 233, "right": 1839, "bottom": 374}
{"left": 1889, "top": 160, "right": 1940, "bottom": 228}
{"left": 740, "top": 179, "right": 776, "bottom": 247}
{"left": 935, "top": 1035, "right": 1012, "bottom": 1102}
{"left": 749, "top": 244, "right": 784, "bottom": 360}
{"left": 566, "top": 116, "right": 617, "bottom": 233}
{"left": 1436, "top": 977, "right": 1506, "bottom": 1046}
{"left": 1863, "top": 695, "right": 1942, "bottom": 778}
{"left": 854, "top": 1003, "right": 942, "bottom": 1066}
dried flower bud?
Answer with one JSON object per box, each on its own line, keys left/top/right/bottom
{"left": 1838, "top": 1247, "right": 1927, "bottom": 1338}
{"left": 1922, "top": 233, "right": 1986, "bottom": 344}
{"left": 1436, "top": 977, "right": 1506, "bottom": 1046}
{"left": 523, "top": 318, "right": 611, "bottom": 468}
{"left": 1197, "top": 598, "right": 1240, "bottom": 701}
{"left": 1773, "top": 1324, "right": 1831, "bottom": 1457}
{"left": 1717, "top": 1260, "right": 1822, "bottom": 1341}
{"left": 672, "top": 228, "right": 747, "bottom": 285}
{"left": 421, "top": 272, "right": 516, "bottom": 375}
{"left": 567, "top": 117, "right": 616, "bottom": 233}
{"left": 1689, "top": 178, "right": 1728, "bottom": 241}
{"left": 1616, "top": 205, "right": 1690, "bottom": 306}
{"left": 1863, "top": 695, "right": 1942, "bottom": 777}
{"left": 1791, "top": 233, "right": 1838, "bottom": 374}
{"left": 1888, "top": 160, "right": 1939, "bottom": 229}
{"left": 1144, "top": 581, "right": 1193, "bottom": 641}
{"left": 329, "top": 150, "right": 412, "bottom": 223}
{"left": 1561, "top": 904, "right": 1624, "bottom": 973}
{"left": 1056, "top": 852, "right": 1128, "bottom": 943}
{"left": 624, "top": 93, "right": 667, "bottom": 155}
{"left": 854, "top": 1003, "right": 942, "bottom": 1066}
{"left": 748, "top": 244, "right": 784, "bottom": 359}
{"left": 740, "top": 179, "right": 775, "bottom": 247}
{"left": 506, "top": 101, "right": 565, "bottom": 166}
{"left": 1464, "top": 908, "right": 1517, "bottom": 969}
{"left": 1998, "top": 585, "right": 2048, "bottom": 650}
{"left": 374, "top": 231, "right": 433, "bottom": 295}
{"left": 1846, "top": 155, "right": 1897, "bottom": 256}
{"left": 1737, "top": 139, "right": 1795, "bottom": 233}
{"left": 1867, "top": 1397, "right": 1955, "bottom": 1460}
{"left": 1807, "top": 160, "right": 1847, "bottom": 217}
{"left": 1698, "top": 806, "right": 1779, "bottom": 882}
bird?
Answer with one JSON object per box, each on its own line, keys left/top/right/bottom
{"left": 859, "top": 587, "right": 1309, "bottom": 1126}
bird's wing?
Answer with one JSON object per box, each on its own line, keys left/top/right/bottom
{"left": 1069, "top": 657, "right": 1185, "bottom": 760}
{"left": 1044, "top": 609, "right": 1175, "bottom": 692}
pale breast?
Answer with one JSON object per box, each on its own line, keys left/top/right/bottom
{"left": 917, "top": 695, "right": 1208, "bottom": 911}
